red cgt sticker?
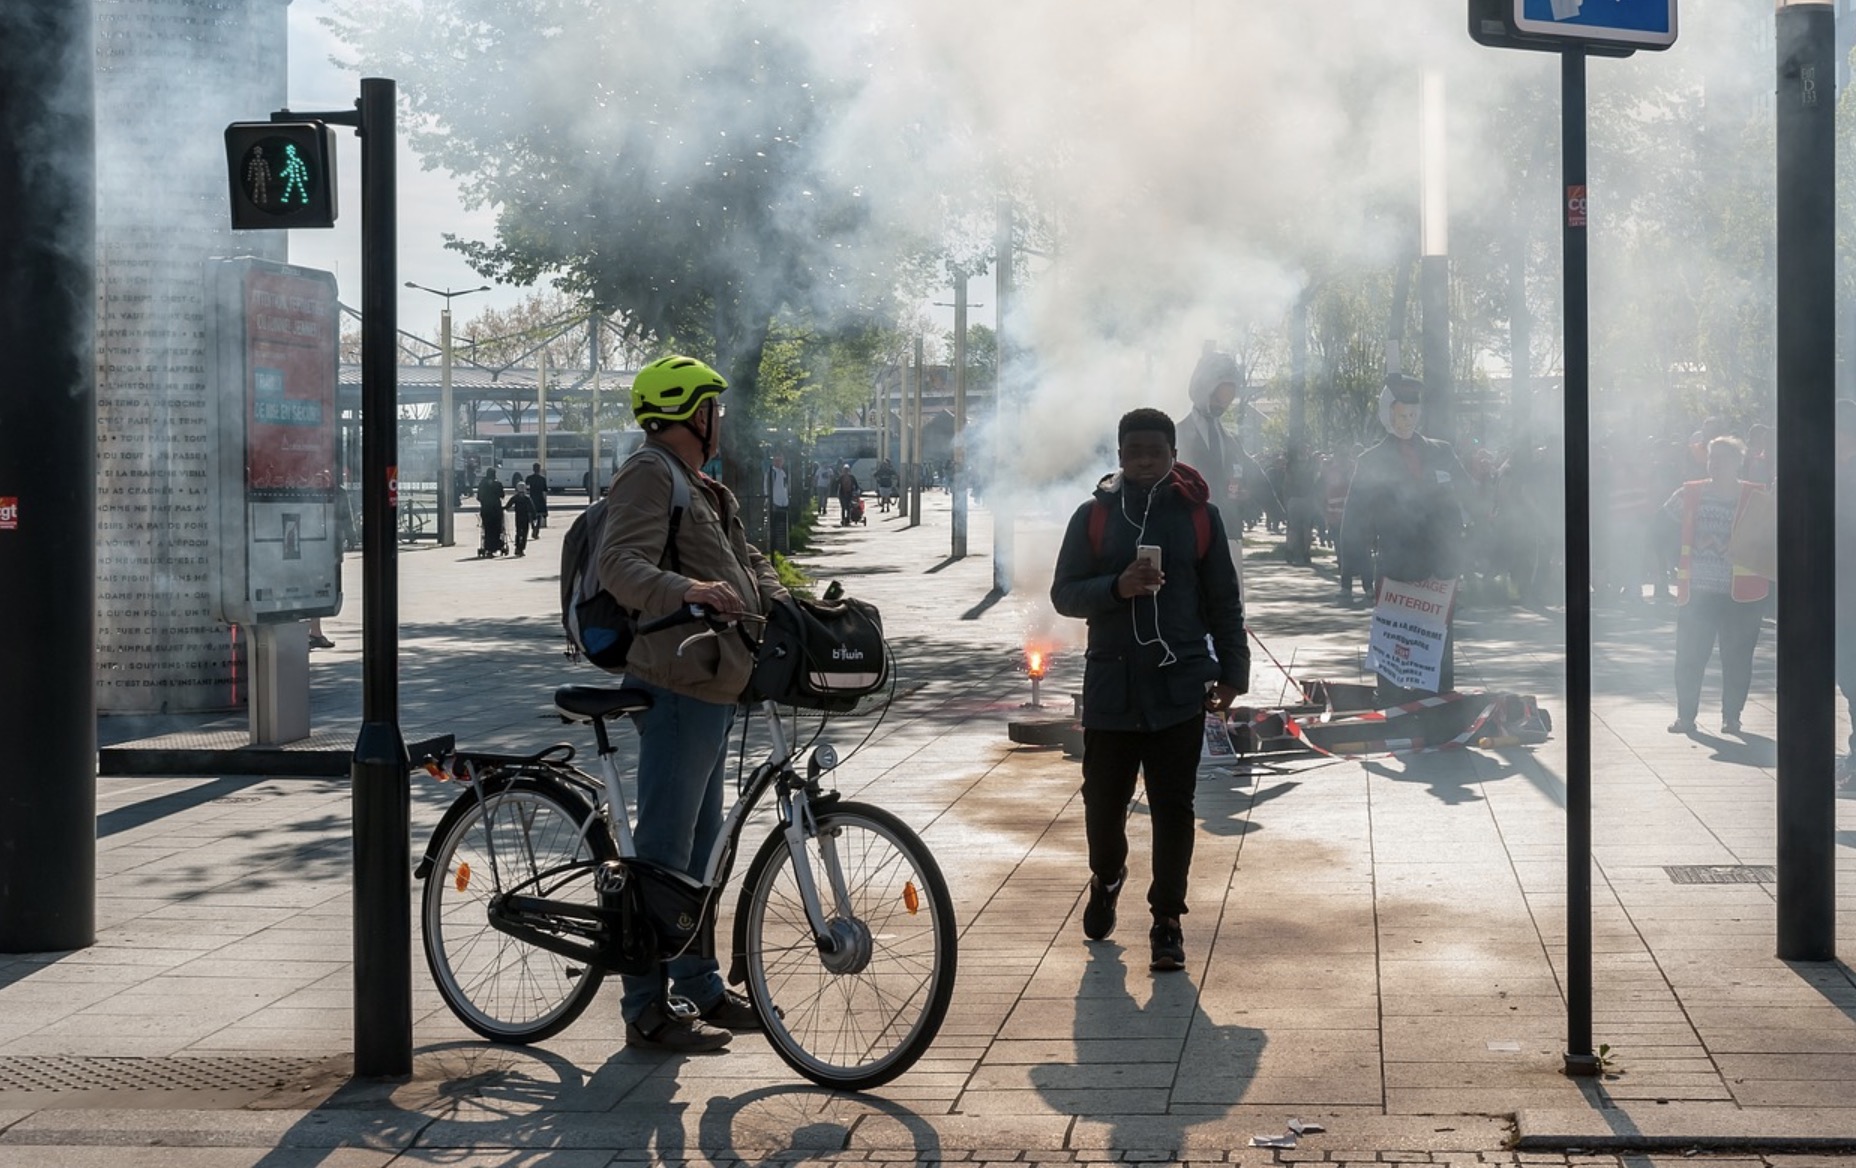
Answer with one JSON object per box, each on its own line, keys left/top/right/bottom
{"left": 0, "top": 497, "right": 16, "bottom": 531}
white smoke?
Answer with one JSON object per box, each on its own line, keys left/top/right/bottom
{"left": 321, "top": 0, "right": 1799, "bottom": 559}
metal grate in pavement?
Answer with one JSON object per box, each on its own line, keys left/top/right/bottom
{"left": 1664, "top": 864, "right": 1776, "bottom": 885}
{"left": 0, "top": 1056, "right": 318, "bottom": 1094}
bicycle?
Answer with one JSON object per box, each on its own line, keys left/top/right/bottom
{"left": 400, "top": 496, "right": 430, "bottom": 543}
{"left": 414, "top": 604, "right": 958, "bottom": 1090}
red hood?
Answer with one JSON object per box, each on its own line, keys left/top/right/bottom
{"left": 1094, "top": 461, "right": 1212, "bottom": 506}
{"left": 1167, "top": 461, "right": 1212, "bottom": 505}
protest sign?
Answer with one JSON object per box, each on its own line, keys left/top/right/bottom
{"left": 1366, "top": 576, "right": 1457, "bottom": 692}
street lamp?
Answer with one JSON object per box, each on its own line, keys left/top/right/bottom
{"left": 404, "top": 281, "right": 491, "bottom": 546}
{"left": 1418, "top": 69, "right": 1453, "bottom": 440}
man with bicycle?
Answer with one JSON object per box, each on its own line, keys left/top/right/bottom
{"left": 597, "top": 355, "right": 788, "bottom": 1053}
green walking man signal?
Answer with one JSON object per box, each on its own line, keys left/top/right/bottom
{"left": 224, "top": 121, "right": 339, "bottom": 230}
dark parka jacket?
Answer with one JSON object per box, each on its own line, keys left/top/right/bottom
{"left": 1342, "top": 433, "right": 1473, "bottom": 584}
{"left": 1050, "top": 464, "right": 1249, "bottom": 732}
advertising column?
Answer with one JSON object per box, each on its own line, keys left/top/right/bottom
{"left": 212, "top": 258, "right": 342, "bottom": 743}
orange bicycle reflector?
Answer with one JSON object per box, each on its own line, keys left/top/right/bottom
{"left": 421, "top": 760, "right": 447, "bottom": 781}
{"left": 454, "top": 862, "right": 471, "bottom": 893}
{"left": 902, "top": 881, "right": 920, "bottom": 915}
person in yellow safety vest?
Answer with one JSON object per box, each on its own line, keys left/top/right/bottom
{"left": 1661, "top": 435, "right": 1769, "bottom": 737}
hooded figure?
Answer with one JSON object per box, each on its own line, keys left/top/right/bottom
{"left": 1177, "top": 346, "right": 1243, "bottom": 504}
{"left": 1176, "top": 345, "right": 1265, "bottom": 583}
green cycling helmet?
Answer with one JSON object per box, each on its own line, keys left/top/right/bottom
{"left": 631, "top": 355, "right": 727, "bottom": 427}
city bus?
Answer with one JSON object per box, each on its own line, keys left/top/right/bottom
{"left": 812, "top": 427, "right": 881, "bottom": 473}
{"left": 489, "top": 429, "right": 645, "bottom": 496}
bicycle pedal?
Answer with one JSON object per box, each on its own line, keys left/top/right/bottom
{"left": 664, "top": 995, "right": 700, "bottom": 1021}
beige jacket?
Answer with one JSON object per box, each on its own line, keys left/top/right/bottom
{"left": 596, "top": 443, "right": 786, "bottom": 704}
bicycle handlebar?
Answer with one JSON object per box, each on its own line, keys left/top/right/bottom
{"left": 637, "top": 603, "right": 728, "bottom": 637}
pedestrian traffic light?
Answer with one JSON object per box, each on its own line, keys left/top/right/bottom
{"left": 223, "top": 121, "right": 339, "bottom": 230}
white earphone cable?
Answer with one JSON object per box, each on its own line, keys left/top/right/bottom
{"left": 1120, "top": 478, "right": 1177, "bottom": 668}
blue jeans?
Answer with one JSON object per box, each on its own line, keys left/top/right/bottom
{"left": 618, "top": 678, "right": 734, "bottom": 1024}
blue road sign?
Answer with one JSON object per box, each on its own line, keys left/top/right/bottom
{"left": 1511, "top": 0, "right": 1676, "bottom": 49}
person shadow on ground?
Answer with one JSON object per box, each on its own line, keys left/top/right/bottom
{"left": 1031, "top": 943, "right": 1265, "bottom": 1149}
{"left": 1363, "top": 749, "right": 1491, "bottom": 806}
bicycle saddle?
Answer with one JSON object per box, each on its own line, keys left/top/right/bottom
{"left": 553, "top": 685, "right": 654, "bottom": 721}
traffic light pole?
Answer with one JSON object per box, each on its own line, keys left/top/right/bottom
{"left": 282, "top": 79, "right": 411, "bottom": 1078}
{"left": 351, "top": 77, "right": 411, "bottom": 1080}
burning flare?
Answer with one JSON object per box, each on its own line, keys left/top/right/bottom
{"left": 1024, "top": 646, "right": 1049, "bottom": 680}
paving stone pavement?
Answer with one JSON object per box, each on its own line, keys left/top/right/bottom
{"left": 5, "top": 491, "right": 1855, "bottom": 1166}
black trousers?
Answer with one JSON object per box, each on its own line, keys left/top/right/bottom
{"left": 1674, "top": 591, "right": 1763, "bottom": 725}
{"left": 1080, "top": 716, "right": 1203, "bottom": 921}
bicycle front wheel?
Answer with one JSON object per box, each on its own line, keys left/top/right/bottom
{"left": 736, "top": 801, "right": 957, "bottom": 1090}
{"left": 422, "top": 779, "right": 613, "bottom": 1043}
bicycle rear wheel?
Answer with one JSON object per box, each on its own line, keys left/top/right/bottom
{"left": 736, "top": 800, "right": 957, "bottom": 1090}
{"left": 422, "top": 779, "right": 614, "bottom": 1043}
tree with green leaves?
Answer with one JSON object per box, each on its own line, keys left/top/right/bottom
{"left": 326, "top": 0, "right": 946, "bottom": 459}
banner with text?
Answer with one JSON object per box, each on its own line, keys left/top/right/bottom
{"left": 1366, "top": 576, "right": 1457, "bottom": 692}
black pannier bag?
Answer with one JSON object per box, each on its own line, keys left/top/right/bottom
{"left": 750, "top": 594, "right": 889, "bottom": 711}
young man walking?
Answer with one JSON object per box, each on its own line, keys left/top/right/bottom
{"left": 597, "top": 355, "right": 788, "bottom": 1052}
{"left": 1050, "top": 408, "right": 1249, "bottom": 972}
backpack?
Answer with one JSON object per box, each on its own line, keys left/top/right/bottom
{"left": 561, "top": 445, "right": 690, "bottom": 673}
{"left": 1086, "top": 489, "right": 1212, "bottom": 561}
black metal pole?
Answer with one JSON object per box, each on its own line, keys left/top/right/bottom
{"left": 1774, "top": 0, "right": 1837, "bottom": 962}
{"left": 0, "top": 0, "right": 97, "bottom": 954}
{"left": 1560, "top": 44, "right": 1598, "bottom": 1078}
{"left": 350, "top": 76, "right": 411, "bottom": 1077}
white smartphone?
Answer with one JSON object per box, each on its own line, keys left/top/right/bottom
{"left": 1135, "top": 545, "right": 1162, "bottom": 571}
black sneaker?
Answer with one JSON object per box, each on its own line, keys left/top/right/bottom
{"left": 1082, "top": 866, "right": 1126, "bottom": 941}
{"left": 1149, "top": 917, "right": 1185, "bottom": 973}
{"left": 624, "top": 1000, "right": 731, "bottom": 1053}
{"left": 699, "top": 988, "right": 763, "bottom": 1032}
